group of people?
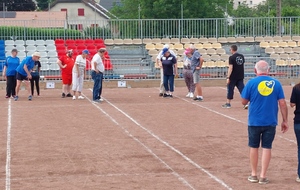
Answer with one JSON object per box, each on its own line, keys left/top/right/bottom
{"left": 2, "top": 49, "right": 41, "bottom": 101}
{"left": 2, "top": 47, "right": 107, "bottom": 103}
{"left": 56, "top": 48, "right": 107, "bottom": 103}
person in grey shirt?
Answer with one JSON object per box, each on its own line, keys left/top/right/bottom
{"left": 190, "top": 45, "right": 204, "bottom": 101}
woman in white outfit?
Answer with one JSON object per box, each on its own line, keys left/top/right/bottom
{"left": 72, "top": 49, "right": 89, "bottom": 100}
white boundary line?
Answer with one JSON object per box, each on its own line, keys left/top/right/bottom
{"left": 87, "top": 89, "right": 233, "bottom": 190}
{"left": 6, "top": 99, "right": 12, "bottom": 190}
{"left": 82, "top": 92, "right": 196, "bottom": 190}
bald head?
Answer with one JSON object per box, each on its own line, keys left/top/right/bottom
{"left": 255, "top": 60, "right": 270, "bottom": 75}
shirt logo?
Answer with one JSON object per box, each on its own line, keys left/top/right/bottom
{"left": 236, "top": 56, "right": 244, "bottom": 65}
{"left": 258, "top": 80, "right": 275, "bottom": 96}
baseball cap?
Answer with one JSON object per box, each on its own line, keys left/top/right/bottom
{"left": 184, "top": 48, "right": 191, "bottom": 54}
{"left": 98, "top": 48, "right": 106, "bottom": 53}
{"left": 162, "top": 48, "right": 169, "bottom": 54}
{"left": 32, "top": 52, "right": 41, "bottom": 57}
{"left": 82, "top": 49, "right": 90, "bottom": 54}
{"left": 11, "top": 48, "right": 18, "bottom": 52}
{"left": 163, "top": 44, "right": 169, "bottom": 49}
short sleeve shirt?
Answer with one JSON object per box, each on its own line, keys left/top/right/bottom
{"left": 161, "top": 54, "right": 177, "bottom": 75}
{"left": 59, "top": 55, "right": 75, "bottom": 75}
{"left": 190, "top": 50, "right": 201, "bottom": 73}
{"left": 73, "top": 55, "right": 86, "bottom": 75}
{"left": 241, "top": 76, "right": 285, "bottom": 126}
{"left": 5, "top": 56, "right": 20, "bottom": 76}
{"left": 16, "top": 56, "right": 35, "bottom": 77}
{"left": 91, "top": 53, "right": 105, "bottom": 73}
{"left": 290, "top": 85, "right": 300, "bottom": 124}
{"left": 229, "top": 52, "right": 245, "bottom": 80}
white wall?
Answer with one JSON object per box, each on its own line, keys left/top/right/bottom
{"left": 233, "top": 0, "right": 266, "bottom": 9}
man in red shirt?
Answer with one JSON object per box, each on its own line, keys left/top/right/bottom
{"left": 57, "top": 49, "right": 75, "bottom": 98}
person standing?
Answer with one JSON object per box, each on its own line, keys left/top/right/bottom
{"left": 91, "top": 48, "right": 106, "bottom": 103}
{"left": 72, "top": 49, "right": 89, "bottom": 100}
{"left": 161, "top": 48, "right": 177, "bottom": 98}
{"left": 57, "top": 49, "right": 75, "bottom": 98}
{"left": 222, "top": 45, "right": 246, "bottom": 108}
{"left": 2, "top": 48, "right": 19, "bottom": 98}
{"left": 241, "top": 60, "right": 288, "bottom": 184}
{"left": 29, "top": 60, "right": 41, "bottom": 96}
{"left": 190, "top": 45, "right": 204, "bottom": 101}
{"left": 183, "top": 48, "right": 195, "bottom": 98}
{"left": 156, "top": 44, "right": 176, "bottom": 97}
{"left": 290, "top": 83, "right": 300, "bottom": 183}
{"left": 14, "top": 52, "right": 41, "bottom": 101}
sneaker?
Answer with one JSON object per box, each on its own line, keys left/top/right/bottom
{"left": 78, "top": 95, "right": 85, "bottom": 100}
{"left": 72, "top": 96, "right": 76, "bottom": 100}
{"left": 244, "top": 104, "right": 249, "bottom": 110}
{"left": 259, "top": 178, "right": 269, "bottom": 184}
{"left": 296, "top": 177, "right": 300, "bottom": 183}
{"left": 189, "top": 93, "right": 194, "bottom": 98}
{"left": 248, "top": 175, "right": 259, "bottom": 183}
{"left": 5, "top": 95, "right": 9, "bottom": 98}
{"left": 159, "top": 93, "right": 164, "bottom": 97}
{"left": 163, "top": 93, "right": 169, "bottom": 98}
{"left": 28, "top": 95, "right": 32, "bottom": 101}
{"left": 14, "top": 96, "right": 18, "bottom": 101}
{"left": 186, "top": 92, "right": 190, "bottom": 97}
{"left": 169, "top": 95, "right": 173, "bottom": 98}
{"left": 93, "top": 99, "right": 100, "bottom": 103}
{"left": 222, "top": 103, "right": 231, "bottom": 108}
{"left": 99, "top": 98, "right": 104, "bottom": 102}
{"left": 62, "top": 93, "right": 66, "bottom": 98}
{"left": 193, "top": 97, "right": 203, "bottom": 101}
{"left": 66, "top": 93, "right": 72, "bottom": 97}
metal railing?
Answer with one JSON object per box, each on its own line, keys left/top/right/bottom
{"left": 0, "top": 17, "right": 300, "bottom": 40}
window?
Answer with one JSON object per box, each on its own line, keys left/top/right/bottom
{"left": 91, "top": 24, "right": 98, "bottom": 28}
{"left": 61, "top": 8, "right": 67, "bottom": 12}
{"left": 78, "top": 8, "right": 84, "bottom": 16}
{"left": 250, "top": 1, "right": 253, "bottom": 5}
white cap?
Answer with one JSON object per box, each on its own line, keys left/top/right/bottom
{"left": 163, "top": 44, "right": 169, "bottom": 49}
{"left": 32, "top": 52, "right": 41, "bottom": 57}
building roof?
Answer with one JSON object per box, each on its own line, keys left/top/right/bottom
{"left": 50, "top": 0, "right": 117, "bottom": 19}
{"left": 0, "top": 11, "right": 66, "bottom": 28}
{"left": 100, "top": 0, "right": 121, "bottom": 10}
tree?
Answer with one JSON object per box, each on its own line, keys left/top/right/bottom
{"left": 36, "top": 0, "right": 54, "bottom": 11}
{"left": 0, "top": 0, "right": 36, "bottom": 11}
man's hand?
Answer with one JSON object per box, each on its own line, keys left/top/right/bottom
{"left": 226, "top": 78, "right": 230, "bottom": 84}
{"left": 27, "top": 74, "right": 32, "bottom": 79}
{"left": 281, "top": 121, "right": 289, "bottom": 133}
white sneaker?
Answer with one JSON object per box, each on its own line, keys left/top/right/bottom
{"left": 72, "top": 96, "right": 76, "bottom": 100}
{"left": 189, "top": 93, "right": 194, "bottom": 98}
{"left": 78, "top": 95, "right": 85, "bottom": 100}
{"left": 99, "top": 98, "right": 104, "bottom": 102}
{"left": 186, "top": 92, "right": 190, "bottom": 97}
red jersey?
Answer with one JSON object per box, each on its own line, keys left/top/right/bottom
{"left": 59, "top": 55, "right": 75, "bottom": 75}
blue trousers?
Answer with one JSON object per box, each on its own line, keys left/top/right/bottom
{"left": 91, "top": 71, "right": 103, "bottom": 100}
{"left": 163, "top": 75, "right": 174, "bottom": 92}
{"left": 295, "top": 123, "right": 300, "bottom": 177}
{"left": 227, "top": 79, "right": 244, "bottom": 99}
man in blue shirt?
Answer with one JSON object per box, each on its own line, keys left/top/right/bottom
{"left": 15, "top": 52, "right": 41, "bottom": 101}
{"left": 2, "top": 49, "right": 20, "bottom": 98}
{"left": 190, "top": 45, "right": 204, "bottom": 101}
{"left": 241, "top": 60, "right": 288, "bottom": 184}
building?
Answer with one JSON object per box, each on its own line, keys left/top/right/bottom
{"left": 49, "top": 0, "right": 117, "bottom": 29}
{"left": 233, "top": 0, "right": 266, "bottom": 9}
{"left": 99, "top": 0, "right": 121, "bottom": 10}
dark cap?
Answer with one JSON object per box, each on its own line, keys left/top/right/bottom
{"left": 11, "top": 48, "right": 18, "bottom": 52}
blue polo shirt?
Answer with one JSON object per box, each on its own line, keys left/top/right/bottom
{"left": 241, "top": 76, "right": 285, "bottom": 127}
{"left": 5, "top": 56, "right": 20, "bottom": 76}
{"left": 161, "top": 54, "right": 177, "bottom": 75}
{"left": 16, "top": 56, "right": 35, "bottom": 76}
{"left": 190, "top": 50, "right": 201, "bottom": 73}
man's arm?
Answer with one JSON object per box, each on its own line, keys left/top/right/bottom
{"left": 241, "top": 98, "right": 249, "bottom": 105}
{"left": 57, "top": 59, "right": 66, "bottom": 68}
{"left": 23, "top": 64, "right": 32, "bottom": 79}
{"left": 278, "top": 98, "right": 289, "bottom": 133}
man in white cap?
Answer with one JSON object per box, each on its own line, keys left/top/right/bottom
{"left": 156, "top": 44, "right": 176, "bottom": 96}
{"left": 14, "top": 52, "right": 41, "bottom": 101}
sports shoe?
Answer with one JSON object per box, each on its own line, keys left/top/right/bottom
{"left": 296, "top": 177, "right": 300, "bottom": 183}
{"left": 14, "top": 96, "right": 18, "bottom": 101}
{"left": 222, "top": 103, "right": 231, "bottom": 108}
{"left": 78, "top": 95, "right": 85, "bottom": 100}
{"left": 66, "top": 93, "right": 72, "bottom": 97}
{"left": 248, "top": 175, "right": 259, "bottom": 183}
{"left": 62, "top": 93, "right": 66, "bottom": 98}
{"left": 99, "top": 98, "right": 104, "bottom": 102}
{"left": 93, "top": 99, "right": 100, "bottom": 103}
{"left": 28, "top": 95, "right": 32, "bottom": 101}
{"left": 244, "top": 104, "right": 249, "bottom": 110}
{"left": 72, "top": 96, "right": 76, "bottom": 100}
{"left": 159, "top": 93, "right": 164, "bottom": 97}
{"left": 189, "top": 93, "right": 194, "bottom": 98}
{"left": 193, "top": 97, "right": 203, "bottom": 101}
{"left": 169, "top": 94, "right": 173, "bottom": 98}
{"left": 259, "top": 178, "right": 269, "bottom": 184}
{"left": 163, "top": 93, "right": 169, "bottom": 98}
{"left": 186, "top": 92, "right": 190, "bottom": 97}
{"left": 5, "top": 95, "right": 9, "bottom": 98}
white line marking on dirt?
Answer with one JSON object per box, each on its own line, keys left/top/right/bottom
{"left": 6, "top": 99, "right": 12, "bottom": 190}
{"left": 87, "top": 90, "right": 233, "bottom": 190}
{"left": 83, "top": 92, "right": 196, "bottom": 190}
